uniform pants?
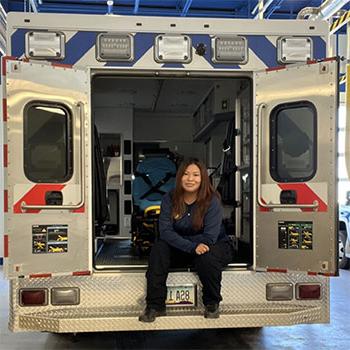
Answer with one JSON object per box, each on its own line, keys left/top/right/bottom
{"left": 145, "top": 239, "right": 234, "bottom": 310}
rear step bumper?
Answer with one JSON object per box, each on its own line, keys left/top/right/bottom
{"left": 17, "top": 305, "right": 326, "bottom": 332}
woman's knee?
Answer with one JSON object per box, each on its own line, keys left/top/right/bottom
{"left": 194, "top": 252, "right": 216, "bottom": 270}
{"left": 149, "top": 240, "right": 171, "bottom": 259}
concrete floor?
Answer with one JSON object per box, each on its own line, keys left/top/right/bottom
{"left": 1, "top": 268, "right": 349, "bottom": 350}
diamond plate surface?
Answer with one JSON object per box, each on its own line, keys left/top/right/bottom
{"left": 9, "top": 271, "right": 329, "bottom": 332}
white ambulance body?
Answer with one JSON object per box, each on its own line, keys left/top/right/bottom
{"left": 2, "top": 12, "right": 338, "bottom": 332}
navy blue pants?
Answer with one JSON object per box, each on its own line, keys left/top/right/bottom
{"left": 145, "top": 239, "right": 234, "bottom": 310}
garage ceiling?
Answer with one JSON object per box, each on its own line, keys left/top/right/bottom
{"left": 3, "top": 0, "right": 349, "bottom": 19}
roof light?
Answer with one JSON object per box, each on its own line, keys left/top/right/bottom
{"left": 25, "top": 31, "right": 65, "bottom": 59}
{"left": 96, "top": 33, "right": 133, "bottom": 61}
{"left": 154, "top": 35, "right": 192, "bottom": 63}
{"left": 277, "top": 36, "right": 313, "bottom": 64}
{"left": 212, "top": 36, "right": 248, "bottom": 64}
{"left": 19, "top": 288, "right": 48, "bottom": 306}
{"left": 266, "top": 283, "right": 293, "bottom": 301}
{"left": 296, "top": 283, "right": 321, "bottom": 300}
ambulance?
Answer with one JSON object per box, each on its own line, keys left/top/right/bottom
{"left": 2, "top": 11, "right": 339, "bottom": 332}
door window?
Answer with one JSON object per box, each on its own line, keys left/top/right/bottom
{"left": 270, "top": 101, "right": 317, "bottom": 182}
{"left": 24, "top": 103, "right": 73, "bottom": 183}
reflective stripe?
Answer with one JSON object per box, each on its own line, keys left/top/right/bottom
{"left": 4, "top": 190, "right": 8, "bottom": 213}
{"left": 29, "top": 273, "right": 52, "bottom": 278}
{"left": 2, "top": 98, "right": 6, "bottom": 122}
{"left": 4, "top": 235, "right": 8, "bottom": 258}
{"left": 3, "top": 144, "right": 7, "bottom": 167}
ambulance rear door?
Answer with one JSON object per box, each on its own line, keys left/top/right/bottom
{"left": 254, "top": 59, "right": 338, "bottom": 275}
{"left": 4, "top": 59, "right": 90, "bottom": 278}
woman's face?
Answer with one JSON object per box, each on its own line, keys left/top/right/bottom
{"left": 181, "top": 164, "right": 201, "bottom": 194}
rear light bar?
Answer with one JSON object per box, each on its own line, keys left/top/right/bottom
{"left": 19, "top": 288, "right": 48, "bottom": 306}
{"left": 296, "top": 283, "right": 321, "bottom": 300}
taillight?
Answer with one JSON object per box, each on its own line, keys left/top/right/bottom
{"left": 296, "top": 283, "right": 321, "bottom": 300}
{"left": 19, "top": 289, "right": 48, "bottom": 306}
{"left": 266, "top": 283, "right": 293, "bottom": 301}
{"left": 51, "top": 287, "right": 80, "bottom": 305}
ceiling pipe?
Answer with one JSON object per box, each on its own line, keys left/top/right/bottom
{"left": 106, "top": 0, "right": 113, "bottom": 15}
{"left": 181, "top": 0, "right": 193, "bottom": 17}
{"left": 254, "top": 0, "right": 274, "bottom": 19}
{"left": 133, "top": 0, "right": 140, "bottom": 14}
{"left": 29, "top": 0, "right": 38, "bottom": 12}
{"left": 297, "top": 0, "right": 350, "bottom": 20}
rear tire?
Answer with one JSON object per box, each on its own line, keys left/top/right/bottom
{"left": 339, "top": 230, "right": 350, "bottom": 270}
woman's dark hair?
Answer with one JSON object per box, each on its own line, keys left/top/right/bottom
{"left": 172, "top": 158, "right": 219, "bottom": 231}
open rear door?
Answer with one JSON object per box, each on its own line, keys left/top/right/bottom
{"left": 255, "top": 59, "right": 338, "bottom": 275}
{"left": 4, "top": 59, "right": 90, "bottom": 278}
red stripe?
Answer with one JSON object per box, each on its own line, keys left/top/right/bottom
{"left": 266, "top": 66, "right": 286, "bottom": 72}
{"left": 258, "top": 197, "right": 270, "bottom": 212}
{"left": 2, "top": 56, "right": 16, "bottom": 76}
{"left": 29, "top": 273, "right": 52, "bottom": 278}
{"left": 13, "top": 184, "right": 65, "bottom": 213}
{"left": 4, "top": 190, "right": 8, "bottom": 213}
{"left": 4, "top": 235, "right": 8, "bottom": 258}
{"left": 3, "top": 99, "right": 7, "bottom": 122}
{"left": 307, "top": 59, "right": 318, "bottom": 65}
{"left": 322, "top": 57, "right": 337, "bottom": 62}
{"left": 267, "top": 268, "right": 288, "bottom": 273}
{"left": 52, "top": 63, "right": 73, "bottom": 69}
{"left": 73, "top": 205, "right": 85, "bottom": 213}
{"left": 277, "top": 183, "right": 327, "bottom": 212}
{"left": 3, "top": 144, "right": 7, "bottom": 167}
{"left": 320, "top": 272, "right": 336, "bottom": 277}
{"left": 307, "top": 272, "right": 318, "bottom": 276}
{"left": 72, "top": 270, "right": 91, "bottom": 276}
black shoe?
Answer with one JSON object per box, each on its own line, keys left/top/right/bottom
{"left": 138, "top": 308, "right": 166, "bottom": 323}
{"left": 204, "top": 304, "right": 220, "bottom": 319}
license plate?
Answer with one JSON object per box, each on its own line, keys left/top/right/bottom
{"left": 166, "top": 284, "right": 197, "bottom": 307}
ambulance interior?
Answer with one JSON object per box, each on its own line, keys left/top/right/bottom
{"left": 92, "top": 75, "right": 253, "bottom": 270}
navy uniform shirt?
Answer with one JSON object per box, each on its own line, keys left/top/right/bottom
{"left": 158, "top": 192, "right": 228, "bottom": 254}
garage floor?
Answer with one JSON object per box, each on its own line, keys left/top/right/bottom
{"left": 1, "top": 268, "right": 349, "bottom": 350}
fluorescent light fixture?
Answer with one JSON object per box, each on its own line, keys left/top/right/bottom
{"left": 277, "top": 36, "right": 313, "bottom": 64}
{"left": 155, "top": 35, "right": 192, "bottom": 63}
{"left": 25, "top": 31, "right": 65, "bottom": 59}
{"left": 96, "top": 33, "right": 133, "bottom": 61}
{"left": 212, "top": 36, "right": 248, "bottom": 64}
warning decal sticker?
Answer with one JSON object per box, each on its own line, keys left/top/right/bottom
{"left": 32, "top": 225, "right": 68, "bottom": 254}
{"left": 278, "top": 221, "right": 313, "bottom": 250}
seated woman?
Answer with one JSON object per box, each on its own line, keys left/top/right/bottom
{"left": 139, "top": 158, "right": 233, "bottom": 322}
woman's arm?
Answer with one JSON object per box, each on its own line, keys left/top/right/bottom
{"left": 187, "top": 196, "right": 223, "bottom": 246}
{"left": 159, "top": 193, "right": 197, "bottom": 254}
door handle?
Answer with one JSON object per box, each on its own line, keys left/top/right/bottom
{"left": 21, "top": 102, "right": 85, "bottom": 211}
{"left": 256, "top": 103, "right": 319, "bottom": 210}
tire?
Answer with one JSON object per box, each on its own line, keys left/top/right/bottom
{"left": 339, "top": 230, "right": 350, "bottom": 270}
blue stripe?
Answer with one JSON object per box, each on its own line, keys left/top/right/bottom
{"left": 340, "top": 83, "right": 346, "bottom": 93}
{"left": 11, "top": 29, "right": 28, "bottom": 57}
{"left": 246, "top": 35, "right": 278, "bottom": 68}
{"left": 0, "top": 257, "right": 3, "bottom": 266}
{"left": 105, "top": 33, "right": 155, "bottom": 67}
{"left": 312, "top": 37, "right": 326, "bottom": 60}
{"left": 58, "top": 31, "right": 97, "bottom": 66}
{"left": 191, "top": 34, "right": 240, "bottom": 69}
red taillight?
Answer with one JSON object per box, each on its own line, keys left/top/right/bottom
{"left": 296, "top": 283, "right": 321, "bottom": 300}
{"left": 19, "top": 289, "right": 48, "bottom": 306}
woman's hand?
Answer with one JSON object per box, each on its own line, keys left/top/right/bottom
{"left": 195, "top": 243, "right": 210, "bottom": 255}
